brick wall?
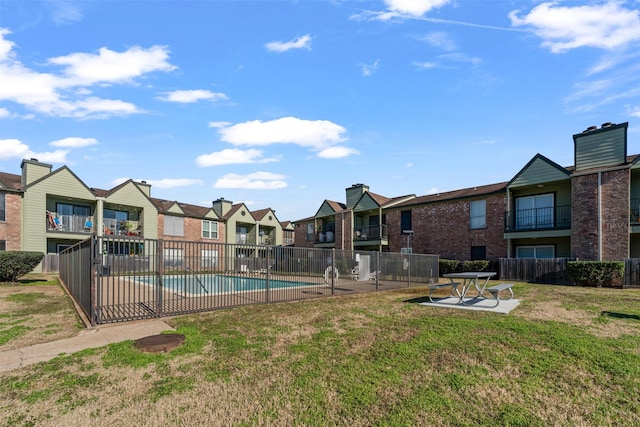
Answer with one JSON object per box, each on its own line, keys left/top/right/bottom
{"left": 572, "top": 169, "right": 629, "bottom": 260}
{"left": 158, "top": 214, "right": 225, "bottom": 243}
{"left": 386, "top": 194, "right": 507, "bottom": 260}
{"left": 293, "top": 220, "right": 315, "bottom": 248}
{"left": 0, "top": 192, "right": 22, "bottom": 250}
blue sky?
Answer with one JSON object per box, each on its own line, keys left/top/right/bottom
{"left": 1, "top": 0, "right": 640, "bottom": 222}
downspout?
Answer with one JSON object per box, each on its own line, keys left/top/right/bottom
{"left": 598, "top": 171, "right": 602, "bottom": 261}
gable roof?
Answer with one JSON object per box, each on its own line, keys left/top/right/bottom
{"left": 0, "top": 172, "right": 22, "bottom": 192}
{"left": 393, "top": 182, "right": 508, "bottom": 209}
{"left": 508, "top": 153, "right": 570, "bottom": 188}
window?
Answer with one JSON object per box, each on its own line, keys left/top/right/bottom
{"left": 516, "top": 245, "right": 555, "bottom": 258}
{"left": 515, "top": 194, "right": 554, "bottom": 230}
{"left": 470, "top": 200, "right": 486, "bottom": 229}
{"left": 0, "top": 240, "right": 6, "bottom": 251}
{"left": 164, "top": 248, "right": 183, "bottom": 267}
{"left": 201, "top": 249, "right": 218, "bottom": 269}
{"left": 202, "top": 220, "right": 219, "bottom": 239}
{"left": 0, "top": 193, "right": 5, "bottom": 222}
{"left": 471, "top": 246, "right": 486, "bottom": 260}
{"left": 164, "top": 215, "right": 184, "bottom": 236}
{"left": 400, "top": 210, "right": 412, "bottom": 234}
{"left": 57, "top": 203, "right": 91, "bottom": 230}
{"left": 306, "top": 223, "right": 314, "bottom": 242}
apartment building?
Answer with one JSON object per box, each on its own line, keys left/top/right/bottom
{"left": 294, "top": 121, "right": 639, "bottom": 261}
{"left": 0, "top": 160, "right": 286, "bottom": 271}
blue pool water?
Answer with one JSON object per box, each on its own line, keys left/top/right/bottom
{"left": 136, "top": 274, "right": 317, "bottom": 296}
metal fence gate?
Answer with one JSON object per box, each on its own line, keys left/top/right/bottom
{"left": 59, "top": 235, "right": 439, "bottom": 325}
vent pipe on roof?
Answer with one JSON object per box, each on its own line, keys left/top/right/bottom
{"left": 601, "top": 122, "right": 614, "bottom": 128}
{"left": 583, "top": 125, "right": 598, "bottom": 133}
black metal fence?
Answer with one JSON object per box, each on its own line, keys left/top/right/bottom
{"left": 59, "top": 235, "right": 439, "bottom": 325}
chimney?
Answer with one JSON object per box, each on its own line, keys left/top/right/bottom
{"left": 20, "top": 158, "right": 53, "bottom": 186}
{"left": 213, "top": 198, "right": 233, "bottom": 217}
{"left": 573, "top": 122, "right": 628, "bottom": 172}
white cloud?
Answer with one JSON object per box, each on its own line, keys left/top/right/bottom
{"left": 218, "top": 116, "right": 347, "bottom": 149}
{"left": 46, "top": 0, "right": 84, "bottom": 24}
{"left": 157, "top": 89, "right": 228, "bottom": 103}
{"left": 111, "top": 177, "right": 203, "bottom": 188}
{"left": 406, "top": 162, "right": 414, "bottom": 168}
{"left": 361, "top": 60, "right": 380, "bottom": 77}
{"left": 195, "top": 148, "right": 279, "bottom": 166}
{"left": 214, "top": 172, "right": 287, "bottom": 190}
{"left": 419, "top": 32, "right": 457, "bottom": 51}
{"left": 509, "top": 2, "right": 640, "bottom": 53}
{"left": 265, "top": 34, "right": 312, "bottom": 52}
{"left": 414, "top": 61, "right": 438, "bottom": 70}
{"left": 49, "top": 45, "right": 176, "bottom": 85}
{"left": 208, "top": 121, "right": 232, "bottom": 128}
{"left": 0, "top": 30, "right": 175, "bottom": 118}
{"left": 0, "top": 138, "right": 69, "bottom": 162}
{"left": 425, "top": 187, "right": 440, "bottom": 195}
{"left": 317, "top": 146, "right": 359, "bottom": 159}
{"left": 50, "top": 137, "right": 98, "bottom": 147}
{"left": 0, "top": 107, "right": 11, "bottom": 118}
{"left": 385, "top": 0, "right": 451, "bottom": 18}
{"left": 628, "top": 106, "right": 640, "bottom": 118}
{"left": 141, "top": 178, "right": 203, "bottom": 189}
{"left": 353, "top": 0, "right": 451, "bottom": 21}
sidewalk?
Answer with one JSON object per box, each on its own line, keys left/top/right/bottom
{"left": 0, "top": 319, "right": 174, "bottom": 373}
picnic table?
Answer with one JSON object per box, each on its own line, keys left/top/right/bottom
{"left": 438, "top": 272, "right": 497, "bottom": 304}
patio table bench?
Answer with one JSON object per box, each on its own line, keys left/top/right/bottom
{"left": 485, "top": 283, "right": 514, "bottom": 307}
{"left": 428, "top": 282, "right": 461, "bottom": 302}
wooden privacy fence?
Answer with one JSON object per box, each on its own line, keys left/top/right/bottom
{"left": 499, "top": 258, "right": 576, "bottom": 285}
{"left": 500, "top": 258, "right": 640, "bottom": 288}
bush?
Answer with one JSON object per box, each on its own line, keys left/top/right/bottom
{"left": 567, "top": 261, "right": 624, "bottom": 288}
{"left": 459, "top": 260, "right": 490, "bottom": 273}
{"left": 0, "top": 251, "right": 45, "bottom": 282}
{"left": 439, "top": 259, "right": 460, "bottom": 276}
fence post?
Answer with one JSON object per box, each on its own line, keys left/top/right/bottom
{"left": 331, "top": 248, "right": 336, "bottom": 295}
{"left": 375, "top": 251, "right": 380, "bottom": 290}
{"left": 156, "top": 239, "right": 163, "bottom": 317}
{"left": 265, "top": 247, "right": 271, "bottom": 302}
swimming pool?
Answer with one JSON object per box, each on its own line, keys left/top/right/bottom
{"left": 136, "top": 274, "right": 318, "bottom": 296}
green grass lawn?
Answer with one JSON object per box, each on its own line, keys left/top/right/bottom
{"left": 1, "top": 282, "right": 639, "bottom": 426}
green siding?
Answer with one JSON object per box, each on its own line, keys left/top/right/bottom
{"left": 510, "top": 157, "right": 569, "bottom": 188}
{"left": 317, "top": 201, "right": 336, "bottom": 217}
{"left": 574, "top": 126, "right": 626, "bottom": 171}
{"left": 106, "top": 182, "right": 158, "bottom": 239}
{"left": 166, "top": 204, "right": 183, "bottom": 214}
{"left": 23, "top": 168, "right": 96, "bottom": 254}
{"left": 354, "top": 193, "right": 380, "bottom": 212}
{"left": 346, "top": 184, "right": 368, "bottom": 209}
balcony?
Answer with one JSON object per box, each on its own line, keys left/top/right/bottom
{"left": 47, "top": 212, "right": 93, "bottom": 234}
{"left": 631, "top": 198, "right": 640, "bottom": 225}
{"left": 354, "top": 224, "right": 388, "bottom": 242}
{"left": 504, "top": 205, "right": 571, "bottom": 232}
{"left": 104, "top": 219, "right": 142, "bottom": 236}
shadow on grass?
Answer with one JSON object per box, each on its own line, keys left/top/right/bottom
{"left": 404, "top": 296, "right": 432, "bottom": 304}
{"left": 601, "top": 311, "right": 640, "bottom": 321}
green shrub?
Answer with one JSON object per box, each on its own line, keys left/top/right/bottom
{"left": 0, "top": 251, "right": 45, "bottom": 282}
{"left": 439, "top": 259, "right": 460, "bottom": 276}
{"left": 567, "top": 261, "right": 624, "bottom": 288}
{"left": 459, "top": 260, "right": 490, "bottom": 272}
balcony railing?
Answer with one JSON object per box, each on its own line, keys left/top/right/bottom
{"left": 104, "top": 219, "right": 142, "bottom": 236}
{"left": 47, "top": 213, "right": 93, "bottom": 233}
{"left": 504, "top": 205, "right": 571, "bottom": 232}
{"left": 354, "top": 224, "right": 388, "bottom": 241}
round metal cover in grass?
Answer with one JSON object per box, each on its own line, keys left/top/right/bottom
{"left": 134, "top": 334, "right": 185, "bottom": 353}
